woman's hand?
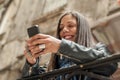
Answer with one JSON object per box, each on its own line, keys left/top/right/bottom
{"left": 26, "top": 34, "right": 61, "bottom": 58}
{"left": 24, "top": 49, "right": 37, "bottom": 65}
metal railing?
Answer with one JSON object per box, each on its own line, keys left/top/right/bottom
{"left": 17, "top": 53, "right": 120, "bottom": 80}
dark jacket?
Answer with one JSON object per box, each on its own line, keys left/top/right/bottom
{"left": 22, "top": 39, "right": 118, "bottom": 80}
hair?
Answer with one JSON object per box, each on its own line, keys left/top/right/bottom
{"left": 56, "top": 11, "right": 93, "bottom": 47}
{"left": 48, "top": 11, "right": 93, "bottom": 71}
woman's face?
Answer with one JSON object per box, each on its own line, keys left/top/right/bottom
{"left": 59, "top": 14, "right": 77, "bottom": 41}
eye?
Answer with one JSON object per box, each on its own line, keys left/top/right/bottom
{"left": 68, "top": 24, "right": 75, "bottom": 28}
{"left": 68, "top": 25, "right": 73, "bottom": 28}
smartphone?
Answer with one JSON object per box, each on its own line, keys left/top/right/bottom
{"left": 26, "top": 25, "right": 40, "bottom": 56}
{"left": 27, "top": 25, "right": 40, "bottom": 37}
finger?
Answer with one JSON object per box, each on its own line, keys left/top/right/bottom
{"left": 33, "top": 49, "right": 46, "bottom": 58}
{"left": 34, "top": 52, "right": 41, "bottom": 58}
{"left": 24, "top": 50, "right": 32, "bottom": 59}
{"left": 28, "top": 45, "right": 36, "bottom": 50}
{"left": 24, "top": 49, "right": 33, "bottom": 56}
{"left": 28, "top": 34, "right": 49, "bottom": 43}
{"left": 31, "top": 46, "right": 42, "bottom": 55}
{"left": 24, "top": 50, "right": 27, "bottom": 55}
{"left": 31, "top": 39, "right": 48, "bottom": 46}
{"left": 24, "top": 50, "right": 29, "bottom": 56}
{"left": 38, "top": 48, "right": 49, "bottom": 55}
{"left": 24, "top": 50, "right": 37, "bottom": 64}
{"left": 26, "top": 39, "right": 34, "bottom": 47}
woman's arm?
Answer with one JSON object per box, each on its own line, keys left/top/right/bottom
{"left": 27, "top": 34, "right": 108, "bottom": 63}
{"left": 57, "top": 39, "right": 118, "bottom": 76}
{"left": 26, "top": 34, "right": 118, "bottom": 77}
{"left": 57, "top": 39, "right": 108, "bottom": 63}
{"left": 22, "top": 58, "right": 45, "bottom": 78}
{"left": 22, "top": 58, "right": 39, "bottom": 77}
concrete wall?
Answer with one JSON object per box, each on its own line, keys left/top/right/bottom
{"left": 0, "top": 0, "right": 119, "bottom": 80}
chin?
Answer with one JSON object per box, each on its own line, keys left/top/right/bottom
{"left": 66, "top": 38, "right": 75, "bottom": 41}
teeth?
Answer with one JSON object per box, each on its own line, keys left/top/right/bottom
{"left": 65, "top": 36, "right": 72, "bottom": 39}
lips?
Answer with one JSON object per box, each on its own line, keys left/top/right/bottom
{"left": 64, "top": 35, "right": 74, "bottom": 40}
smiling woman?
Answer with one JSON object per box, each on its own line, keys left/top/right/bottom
{"left": 59, "top": 14, "right": 77, "bottom": 41}
{"left": 22, "top": 11, "right": 118, "bottom": 80}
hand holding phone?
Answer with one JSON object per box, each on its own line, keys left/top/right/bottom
{"left": 26, "top": 25, "right": 40, "bottom": 56}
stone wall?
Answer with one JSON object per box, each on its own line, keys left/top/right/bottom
{"left": 0, "top": 0, "right": 119, "bottom": 80}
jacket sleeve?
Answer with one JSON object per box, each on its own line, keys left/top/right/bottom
{"left": 57, "top": 39, "right": 109, "bottom": 63}
{"left": 22, "top": 58, "right": 45, "bottom": 78}
{"left": 57, "top": 39, "right": 118, "bottom": 76}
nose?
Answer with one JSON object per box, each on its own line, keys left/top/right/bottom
{"left": 62, "top": 27, "right": 69, "bottom": 33}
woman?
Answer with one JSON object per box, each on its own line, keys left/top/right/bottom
{"left": 22, "top": 11, "right": 117, "bottom": 80}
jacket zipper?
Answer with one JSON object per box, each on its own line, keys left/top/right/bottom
{"left": 29, "top": 67, "right": 32, "bottom": 76}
